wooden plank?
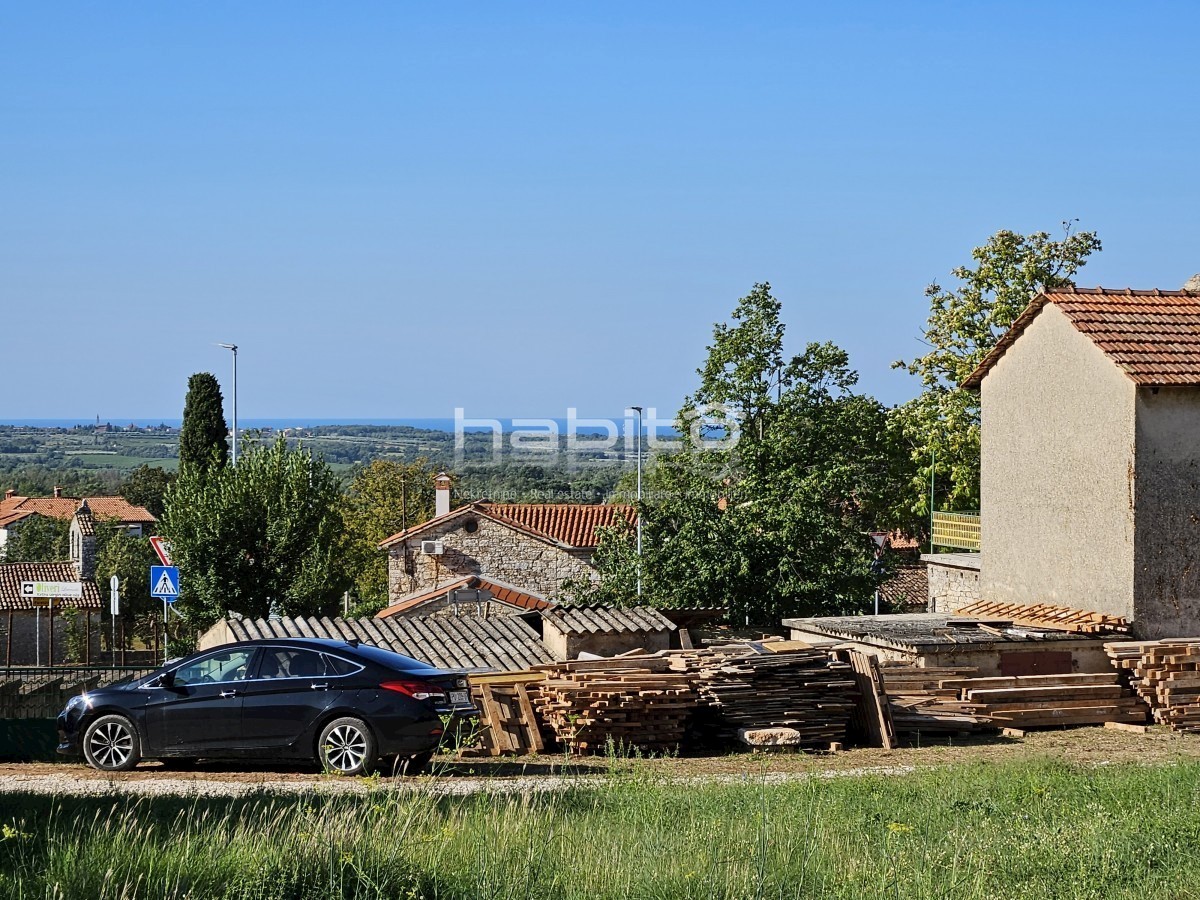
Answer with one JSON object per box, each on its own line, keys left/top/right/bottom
{"left": 1104, "top": 721, "right": 1150, "bottom": 733}
{"left": 965, "top": 685, "right": 1124, "bottom": 702}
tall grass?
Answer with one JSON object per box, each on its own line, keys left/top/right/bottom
{"left": 2, "top": 758, "right": 1199, "bottom": 899}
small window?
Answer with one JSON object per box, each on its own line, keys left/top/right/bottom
{"left": 259, "top": 649, "right": 326, "bottom": 679}
{"left": 323, "top": 655, "right": 361, "bottom": 677}
{"left": 463, "top": 518, "right": 479, "bottom": 534}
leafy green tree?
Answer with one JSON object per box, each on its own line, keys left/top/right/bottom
{"left": 3, "top": 515, "right": 70, "bottom": 562}
{"left": 178, "top": 373, "right": 229, "bottom": 476}
{"left": 120, "top": 465, "right": 175, "bottom": 519}
{"left": 340, "top": 459, "right": 436, "bottom": 612}
{"left": 94, "top": 530, "right": 160, "bottom": 647}
{"left": 161, "top": 437, "right": 347, "bottom": 630}
{"left": 575, "top": 283, "right": 911, "bottom": 624}
{"left": 892, "top": 225, "right": 1101, "bottom": 519}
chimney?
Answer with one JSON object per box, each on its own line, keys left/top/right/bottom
{"left": 71, "top": 502, "right": 97, "bottom": 580}
{"left": 3, "top": 489, "right": 12, "bottom": 501}
{"left": 53, "top": 485, "right": 61, "bottom": 498}
{"left": 1184, "top": 274, "right": 1200, "bottom": 293}
{"left": 435, "top": 472, "right": 452, "bottom": 518}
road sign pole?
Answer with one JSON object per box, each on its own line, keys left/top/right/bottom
{"left": 163, "top": 598, "right": 168, "bottom": 665}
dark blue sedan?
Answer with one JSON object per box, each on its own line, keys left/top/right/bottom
{"left": 57, "top": 638, "right": 475, "bottom": 775}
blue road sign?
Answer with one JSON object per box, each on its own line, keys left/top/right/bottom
{"left": 150, "top": 565, "right": 180, "bottom": 603}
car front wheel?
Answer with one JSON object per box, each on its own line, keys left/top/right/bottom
{"left": 318, "top": 717, "right": 377, "bottom": 776}
{"left": 82, "top": 714, "right": 141, "bottom": 771}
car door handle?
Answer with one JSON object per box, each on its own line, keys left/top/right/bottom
{"left": 310, "top": 683, "right": 329, "bottom": 691}
{"left": 219, "top": 690, "right": 240, "bottom": 698}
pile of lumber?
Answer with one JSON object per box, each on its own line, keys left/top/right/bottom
{"left": 944, "top": 672, "right": 1146, "bottom": 728}
{"left": 876, "top": 664, "right": 995, "bottom": 735}
{"left": 1106, "top": 639, "right": 1200, "bottom": 731}
{"left": 466, "top": 672, "right": 547, "bottom": 756}
{"left": 955, "top": 600, "right": 1131, "bottom": 635}
{"left": 666, "top": 646, "right": 858, "bottom": 747}
{"left": 529, "top": 657, "right": 696, "bottom": 753}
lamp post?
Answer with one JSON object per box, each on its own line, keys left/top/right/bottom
{"left": 630, "top": 406, "right": 643, "bottom": 596}
{"left": 217, "top": 343, "right": 238, "bottom": 464}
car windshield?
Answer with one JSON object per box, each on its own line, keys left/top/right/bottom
{"left": 172, "top": 649, "right": 255, "bottom": 686}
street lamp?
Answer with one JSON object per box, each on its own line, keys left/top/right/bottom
{"left": 216, "top": 343, "right": 238, "bottom": 465}
{"left": 630, "top": 406, "right": 643, "bottom": 596}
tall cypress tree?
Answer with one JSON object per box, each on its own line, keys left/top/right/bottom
{"left": 179, "top": 372, "right": 229, "bottom": 476}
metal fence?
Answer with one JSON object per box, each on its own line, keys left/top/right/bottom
{"left": 0, "top": 666, "right": 154, "bottom": 719}
{"left": 931, "top": 511, "right": 981, "bottom": 551}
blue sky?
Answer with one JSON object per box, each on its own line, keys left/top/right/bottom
{"left": 3, "top": 2, "right": 1198, "bottom": 421}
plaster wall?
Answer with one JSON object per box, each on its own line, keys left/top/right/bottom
{"left": 980, "top": 305, "right": 1137, "bottom": 617}
{"left": 1133, "top": 387, "right": 1200, "bottom": 637}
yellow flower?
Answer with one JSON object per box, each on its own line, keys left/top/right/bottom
{"left": 886, "top": 822, "right": 914, "bottom": 834}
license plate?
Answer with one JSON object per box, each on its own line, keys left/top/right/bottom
{"left": 450, "top": 690, "right": 469, "bottom": 706}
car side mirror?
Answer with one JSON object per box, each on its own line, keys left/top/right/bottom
{"left": 155, "top": 671, "right": 175, "bottom": 689}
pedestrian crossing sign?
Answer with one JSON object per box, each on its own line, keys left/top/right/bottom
{"left": 150, "top": 565, "right": 180, "bottom": 602}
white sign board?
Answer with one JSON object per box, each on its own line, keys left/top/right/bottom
{"left": 20, "top": 581, "right": 84, "bottom": 599}
{"left": 110, "top": 575, "right": 120, "bottom": 616}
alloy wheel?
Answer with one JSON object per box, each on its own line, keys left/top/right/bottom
{"left": 89, "top": 720, "right": 134, "bottom": 769}
{"left": 324, "top": 724, "right": 367, "bottom": 772}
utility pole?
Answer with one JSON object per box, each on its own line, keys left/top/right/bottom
{"left": 217, "top": 343, "right": 238, "bottom": 464}
{"left": 631, "top": 406, "right": 644, "bottom": 597}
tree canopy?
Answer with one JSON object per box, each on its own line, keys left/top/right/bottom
{"left": 340, "top": 459, "right": 436, "bottom": 613}
{"left": 161, "top": 436, "right": 347, "bottom": 630}
{"left": 178, "top": 373, "right": 229, "bottom": 476}
{"left": 892, "top": 225, "right": 1101, "bottom": 518}
{"left": 571, "top": 283, "right": 912, "bottom": 624}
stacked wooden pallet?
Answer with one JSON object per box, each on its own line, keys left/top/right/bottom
{"left": 466, "top": 672, "right": 547, "bottom": 756}
{"left": 876, "top": 664, "right": 995, "bottom": 735}
{"left": 1105, "top": 639, "right": 1200, "bottom": 731}
{"left": 668, "top": 647, "right": 858, "bottom": 747}
{"left": 955, "top": 600, "right": 1131, "bottom": 635}
{"left": 942, "top": 672, "right": 1146, "bottom": 728}
{"left": 529, "top": 657, "right": 697, "bottom": 753}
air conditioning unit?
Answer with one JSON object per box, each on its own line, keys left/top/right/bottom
{"left": 421, "top": 540, "right": 445, "bottom": 556}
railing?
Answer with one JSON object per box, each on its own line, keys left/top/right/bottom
{"left": 0, "top": 666, "right": 155, "bottom": 719}
{"left": 931, "top": 511, "right": 981, "bottom": 552}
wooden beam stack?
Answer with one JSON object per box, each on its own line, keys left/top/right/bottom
{"left": 529, "top": 657, "right": 697, "bottom": 753}
{"left": 667, "top": 647, "right": 858, "bottom": 748}
{"left": 948, "top": 672, "right": 1146, "bottom": 728}
{"left": 1105, "top": 639, "right": 1200, "bottom": 731}
{"left": 876, "top": 664, "right": 995, "bottom": 735}
{"left": 466, "top": 672, "right": 547, "bottom": 756}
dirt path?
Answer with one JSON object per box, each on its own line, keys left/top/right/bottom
{"left": 3, "top": 727, "right": 1198, "bottom": 798}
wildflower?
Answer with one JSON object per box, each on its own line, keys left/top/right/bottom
{"left": 886, "top": 822, "right": 914, "bottom": 834}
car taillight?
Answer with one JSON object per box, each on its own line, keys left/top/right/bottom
{"left": 380, "top": 680, "right": 448, "bottom": 702}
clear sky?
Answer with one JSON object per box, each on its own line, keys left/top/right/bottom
{"left": 3, "top": 2, "right": 1198, "bottom": 422}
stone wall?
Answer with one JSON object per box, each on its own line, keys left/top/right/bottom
{"left": 923, "top": 554, "right": 981, "bottom": 614}
{"left": 387, "top": 513, "right": 598, "bottom": 602}
{"left": 0, "top": 608, "right": 102, "bottom": 665}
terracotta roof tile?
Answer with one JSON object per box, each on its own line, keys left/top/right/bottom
{"left": 480, "top": 504, "right": 635, "bottom": 548}
{"left": 0, "top": 495, "right": 156, "bottom": 528}
{"left": 0, "top": 562, "right": 102, "bottom": 609}
{"left": 964, "top": 286, "right": 1200, "bottom": 388}
{"left": 377, "top": 575, "right": 553, "bottom": 618}
{"left": 878, "top": 564, "right": 927, "bottom": 608}
{"left": 379, "top": 502, "right": 635, "bottom": 550}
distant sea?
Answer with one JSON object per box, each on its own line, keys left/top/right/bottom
{"left": 0, "top": 417, "right": 669, "bottom": 434}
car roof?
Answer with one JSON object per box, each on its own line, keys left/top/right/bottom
{"left": 214, "top": 636, "right": 453, "bottom": 674}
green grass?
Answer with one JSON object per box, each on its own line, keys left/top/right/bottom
{"left": 2, "top": 758, "right": 1199, "bottom": 899}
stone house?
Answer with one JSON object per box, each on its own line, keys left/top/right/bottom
{"left": 962, "top": 285, "right": 1200, "bottom": 638}
{"left": 379, "top": 475, "right": 635, "bottom": 609}
{"left": 376, "top": 574, "right": 552, "bottom": 619}
{"left": 0, "top": 488, "right": 156, "bottom": 554}
{"left": 0, "top": 504, "right": 103, "bottom": 665}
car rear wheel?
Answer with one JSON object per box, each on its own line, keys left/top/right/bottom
{"left": 398, "top": 751, "right": 434, "bottom": 776}
{"left": 318, "top": 717, "right": 377, "bottom": 776}
{"left": 82, "top": 714, "right": 141, "bottom": 771}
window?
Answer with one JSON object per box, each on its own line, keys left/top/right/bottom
{"left": 258, "top": 649, "right": 327, "bottom": 679}
{"left": 173, "top": 649, "right": 254, "bottom": 686}
{"left": 323, "top": 655, "right": 361, "bottom": 677}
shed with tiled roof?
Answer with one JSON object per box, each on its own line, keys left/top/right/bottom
{"left": 540, "top": 605, "right": 676, "bottom": 660}
{"left": 965, "top": 283, "right": 1200, "bottom": 639}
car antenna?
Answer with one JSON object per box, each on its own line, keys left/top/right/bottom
{"left": 346, "top": 638, "right": 359, "bottom": 647}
